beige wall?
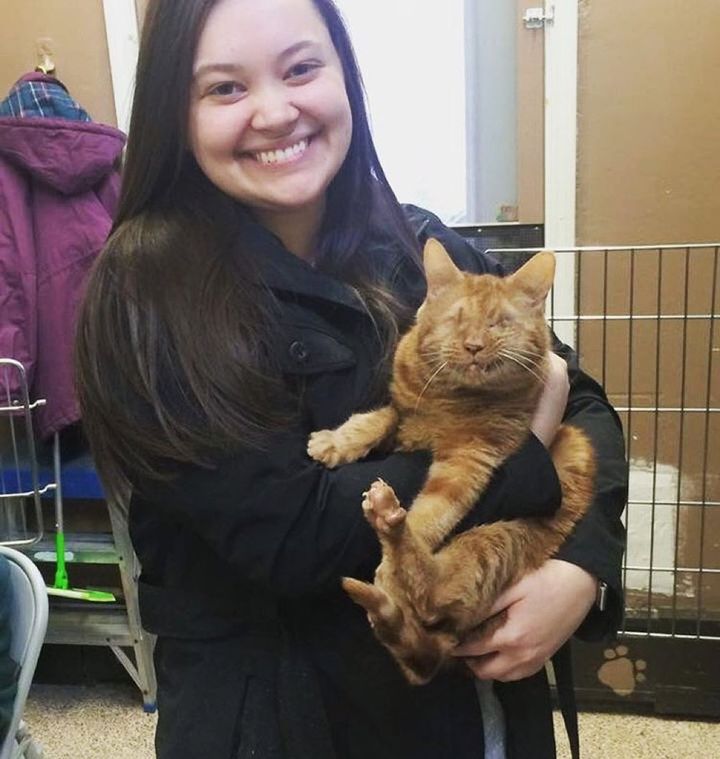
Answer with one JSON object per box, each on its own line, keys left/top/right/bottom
{"left": 577, "top": 0, "right": 720, "bottom": 246}
{"left": 0, "top": 0, "right": 116, "bottom": 126}
{"left": 576, "top": 1, "right": 720, "bottom": 612}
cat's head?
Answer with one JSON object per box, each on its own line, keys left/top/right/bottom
{"left": 413, "top": 239, "right": 555, "bottom": 392}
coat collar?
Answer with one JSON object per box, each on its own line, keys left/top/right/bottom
{"left": 237, "top": 210, "right": 410, "bottom": 314}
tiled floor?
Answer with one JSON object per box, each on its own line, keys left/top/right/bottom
{"left": 22, "top": 683, "right": 720, "bottom": 758}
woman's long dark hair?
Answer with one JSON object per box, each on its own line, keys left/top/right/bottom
{"left": 76, "top": 0, "right": 421, "bottom": 500}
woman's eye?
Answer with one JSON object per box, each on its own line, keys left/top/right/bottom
{"left": 286, "top": 61, "right": 321, "bottom": 80}
{"left": 208, "top": 81, "right": 245, "bottom": 98}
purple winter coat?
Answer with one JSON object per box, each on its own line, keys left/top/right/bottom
{"left": 0, "top": 115, "right": 125, "bottom": 439}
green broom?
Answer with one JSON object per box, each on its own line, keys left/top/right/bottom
{"left": 46, "top": 433, "right": 115, "bottom": 603}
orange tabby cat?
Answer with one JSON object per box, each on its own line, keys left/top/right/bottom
{"left": 307, "top": 239, "right": 595, "bottom": 685}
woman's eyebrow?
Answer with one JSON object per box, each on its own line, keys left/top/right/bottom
{"left": 193, "top": 62, "right": 244, "bottom": 80}
{"left": 279, "top": 40, "right": 321, "bottom": 60}
{"left": 194, "top": 40, "right": 322, "bottom": 79}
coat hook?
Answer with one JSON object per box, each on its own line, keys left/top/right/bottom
{"left": 35, "top": 39, "right": 56, "bottom": 76}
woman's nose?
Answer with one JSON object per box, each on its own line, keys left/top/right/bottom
{"left": 250, "top": 86, "right": 299, "bottom": 133}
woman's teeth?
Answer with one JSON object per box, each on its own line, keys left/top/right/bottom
{"left": 255, "top": 138, "right": 308, "bottom": 165}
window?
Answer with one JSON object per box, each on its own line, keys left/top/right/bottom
{"left": 336, "top": 0, "right": 520, "bottom": 225}
{"left": 336, "top": 0, "right": 468, "bottom": 222}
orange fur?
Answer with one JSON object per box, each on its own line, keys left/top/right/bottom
{"left": 307, "top": 240, "right": 595, "bottom": 684}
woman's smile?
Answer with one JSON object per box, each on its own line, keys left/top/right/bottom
{"left": 249, "top": 136, "right": 311, "bottom": 166}
{"left": 242, "top": 134, "right": 315, "bottom": 167}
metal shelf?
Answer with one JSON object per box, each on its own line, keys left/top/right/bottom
{"left": 45, "top": 604, "right": 135, "bottom": 647}
{"left": 27, "top": 533, "right": 119, "bottom": 565}
{"left": 2, "top": 357, "right": 157, "bottom": 712}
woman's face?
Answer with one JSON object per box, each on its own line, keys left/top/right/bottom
{"left": 188, "top": 0, "right": 353, "bottom": 226}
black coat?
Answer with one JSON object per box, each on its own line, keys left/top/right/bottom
{"left": 129, "top": 206, "right": 627, "bottom": 759}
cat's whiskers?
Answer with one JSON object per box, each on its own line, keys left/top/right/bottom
{"left": 499, "top": 356, "right": 544, "bottom": 384}
{"left": 498, "top": 349, "right": 545, "bottom": 383}
{"left": 497, "top": 343, "right": 543, "bottom": 361}
{"left": 418, "top": 349, "right": 445, "bottom": 362}
{"left": 496, "top": 342, "right": 543, "bottom": 364}
{"left": 505, "top": 346, "right": 542, "bottom": 359}
{"left": 414, "top": 361, "right": 449, "bottom": 412}
{"left": 498, "top": 347, "right": 541, "bottom": 365}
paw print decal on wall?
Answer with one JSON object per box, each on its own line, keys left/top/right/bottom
{"left": 597, "top": 645, "right": 647, "bottom": 696}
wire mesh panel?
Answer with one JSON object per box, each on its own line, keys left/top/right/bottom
{"left": 0, "top": 359, "right": 52, "bottom": 546}
{"left": 483, "top": 244, "right": 720, "bottom": 642}
{"left": 573, "top": 245, "right": 717, "bottom": 643}
{"left": 475, "top": 242, "right": 720, "bottom": 714}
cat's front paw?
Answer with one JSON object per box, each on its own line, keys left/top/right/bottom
{"left": 307, "top": 430, "right": 341, "bottom": 467}
{"left": 307, "top": 429, "right": 354, "bottom": 468}
{"left": 362, "top": 479, "right": 407, "bottom": 538}
{"left": 308, "top": 429, "right": 373, "bottom": 467}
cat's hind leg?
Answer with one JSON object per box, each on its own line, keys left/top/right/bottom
{"left": 307, "top": 405, "right": 399, "bottom": 467}
{"left": 361, "top": 478, "right": 408, "bottom": 535}
{"left": 362, "top": 480, "right": 445, "bottom": 627}
{"left": 428, "top": 520, "right": 532, "bottom": 632}
{"left": 385, "top": 454, "right": 497, "bottom": 625}
{"left": 342, "top": 577, "right": 458, "bottom": 685}
{"left": 361, "top": 480, "right": 433, "bottom": 614}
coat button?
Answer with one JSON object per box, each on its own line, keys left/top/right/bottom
{"left": 289, "top": 340, "right": 309, "bottom": 363}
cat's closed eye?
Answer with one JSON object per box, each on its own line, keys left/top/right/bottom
{"left": 488, "top": 315, "right": 511, "bottom": 329}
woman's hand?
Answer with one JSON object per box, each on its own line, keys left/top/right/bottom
{"left": 531, "top": 352, "right": 570, "bottom": 447}
{"left": 452, "top": 559, "right": 597, "bottom": 682}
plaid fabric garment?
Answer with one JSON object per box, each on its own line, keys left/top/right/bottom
{"left": 0, "top": 78, "right": 91, "bottom": 121}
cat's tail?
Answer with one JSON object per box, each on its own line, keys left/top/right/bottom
{"left": 548, "top": 423, "right": 596, "bottom": 536}
{"left": 342, "top": 577, "right": 456, "bottom": 685}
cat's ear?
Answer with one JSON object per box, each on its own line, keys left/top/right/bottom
{"left": 423, "top": 238, "right": 464, "bottom": 297}
{"left": 508, "top": 250, "right": 556, "bottom": 307}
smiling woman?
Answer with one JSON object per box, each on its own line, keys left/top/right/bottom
{"left": 75, "top": 1, "right": 627, "bottom": 758}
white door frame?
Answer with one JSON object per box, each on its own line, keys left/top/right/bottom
{"left": 102, "top": 0, "right": 140, "bottom": 135}
{"left": 543, "top": 0, "right": 579, "bottom": 344}
{"left": 544, "top": 0, "right": 578, "bottom": 250}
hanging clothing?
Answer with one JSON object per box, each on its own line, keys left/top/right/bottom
{"left": 0, "top": 73, "right": 125, "bottom": 438}
{"left": 0, "top": 72, "right": 91, "bottom": 121}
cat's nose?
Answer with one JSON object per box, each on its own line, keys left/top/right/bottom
{"left": 464, "top": 339, "right": 485, "bottom": 356}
